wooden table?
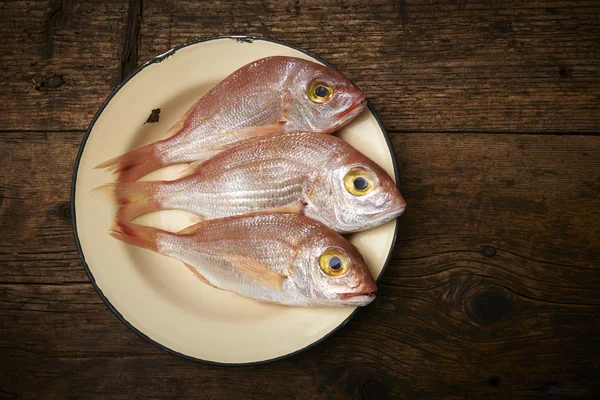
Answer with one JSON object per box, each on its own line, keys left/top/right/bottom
{"left": 1, "top": 1, "right": 599, "bottom": 398}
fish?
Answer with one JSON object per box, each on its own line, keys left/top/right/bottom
{"left": 110, "top": 213, "right": 378, "bottom": 306}
{"left": 96, "top": 56, "right": 367, "bottom": 182}
{"left": 102, "top": 132, "right": 406, "bottom": 234}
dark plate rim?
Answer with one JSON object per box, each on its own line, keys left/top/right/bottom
{"left": 70, "top": 35, "right": 401, "bottom": 367}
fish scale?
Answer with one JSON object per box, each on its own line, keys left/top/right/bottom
{"left": 110, "top": 213, "right": 377, "bottom": 306}
{"left": 97, "top": 56, "right": 366, "bottom": 182}
{"left": 111, "top": 132, "right": 406, "bottom": 233}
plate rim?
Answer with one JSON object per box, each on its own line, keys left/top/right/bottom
{"left": 70, "top": 35, "right": 401, "bottom": 366}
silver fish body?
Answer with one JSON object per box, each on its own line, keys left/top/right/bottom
{"left": 114, "top": 133, "right": 406, "bottom": 233}
{"left": 110, "top": 213, "right": 377, "bottom": 307}
{"left": 97, "top": 56, "right": 366, "bottom": 182}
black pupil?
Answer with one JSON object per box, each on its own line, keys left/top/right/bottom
{"left": 329, "top": 256, "right": 343, "bottom": 270}
{"left": 315, "top": 85, "right": 329, "bottom": 97}
{"left": 353, "top": 177, "right": 369, "bottom": 191}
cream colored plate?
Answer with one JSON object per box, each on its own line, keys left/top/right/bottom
{"left": 72, "top": 36, "right": 399, "bottom": 365}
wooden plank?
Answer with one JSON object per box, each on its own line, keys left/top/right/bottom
{"left": 1, "top": 131, "right": 598, "bottom": 398}
{"left": 139, "top": 0, "right": 600, "bottom": 133}
{"left": 0, "top": 132, "right": 85, "bottom": 283}
{"left": 0, "top": 0, "right": 130, "bottom": 131}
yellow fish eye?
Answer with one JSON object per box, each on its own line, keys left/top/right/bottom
{"left": 319, "top": 248, "right": 349, "bottom": 276}
{"left": 307, "top": 80, "right": 334, "bottom": 104}
{"left": 344, "top": 168, "right": 376, "bottom": 196}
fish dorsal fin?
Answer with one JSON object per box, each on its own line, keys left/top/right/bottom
{"left": 224, "top": 254, "right": 285, "bottom": 292}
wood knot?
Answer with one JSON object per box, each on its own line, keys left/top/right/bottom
{"left": 58, "top": 202, "right": 71, "bottom": 221}
{"left": 34, "top": 75, "right": 65, "bottom": 91}
{"left": 464, "top": 286, "right": 516, "bottom": 326}
{"left": 361, "top": 378, "right": 388, "bottom": 400}
{"left": 483, "top": 246, "right": 496, "bottom": 257}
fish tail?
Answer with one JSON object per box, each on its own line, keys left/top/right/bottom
{"left": 91, "top": 183, "right": 118, "bottom": 201}
{"left": 95, "top": 143, "right": 164, "bottom": 182}
{"left": 115, "top": 181, "right": 162, "bottom": 223}
{"left": 109, "top": 221, "right": 160, "bottom": 253}
{"left": 92, "top": 181, "right": 162, "bottom": 222}
{"left": 116, "top": 201, "right": 160, "bottom": 223}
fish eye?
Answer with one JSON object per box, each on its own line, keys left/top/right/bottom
{"left": 353, "top": 177, "right": 369, "bottom": 191}
{"left": 344, "top": 168, "right": 376, "bottom": 196}
{"left": 307, "top": 80, "right": 334, "bottom": 104}
{"left": 329, "top": 256, "right": 343, "bottom": 270}
{"left": 319, "top": 248, "right": 349, "bottom": 276}
{"left": 315, "top": 85, "right": 330, "bottom": 97}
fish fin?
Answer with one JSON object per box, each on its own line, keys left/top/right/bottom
{"left": 93, "top": 181, "right": 159, "bottom": 203}
{"left": 91, "top": 183, "right": 117, "bottom": 202}
{"left": 262, "top": 201, "right": 306, "bottom": 215}
{"left": 225, "top": 254, "right": 285, "bottom": 292}
{"left": 280, "top": 90, "right": 292, "bottom": 122}
{"left": 116, "top": 201, "right": 160, "bottom": 223}
{"left": 92, "top": 182, "right": 162, "bottom": 222}
{"left": 212, "top": 123, "right": 286, "bottom": 152}
{"left": 176, "top": 221, "right": 206, "bottom": 235}
{"left": 111, "top": 181, "right": 161, "bottom": 222}
{"left": 177, "top": 160, "right": 205, "bottom": 178}
{"left": 114, "top": 181, "right": 158, "bottom": 203}
{"left": 163, "top": 98, "right": 202, "bottom": 138}
{"left": 182, "top": 262, "right": 220, "bottom": 289}
{"left": 95, "top": 143, "right": 164, "bottom": 182}
{"left": 109, "top": 222, "right": 160, "bottom": 253}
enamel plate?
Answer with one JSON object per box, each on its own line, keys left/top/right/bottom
{"left": 72, "top": 36, "right": 399, "bottom": 365}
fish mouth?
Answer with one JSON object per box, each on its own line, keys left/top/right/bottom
{"left": 370, "top": 203, "right": 407, "bottom": 221}
{"left": 337, "top": 96, "right": 367, "bottom": 121}
{"left": 340, "top": 288, "right": 377, "bottom": 300}
{"left": 338, "top": 290, "right": 377, "bottom": 306}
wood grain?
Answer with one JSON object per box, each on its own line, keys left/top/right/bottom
{"left": 139, "top": 0, "right": 600, "bottom": 133}
{"left": 0, "top": 133, "right": 84, "bottom": 284}
{"left": 1, "top": 0, "right": 599, "bottom": 398}
{"left": 1, "top": 131, "right": 598, "bottom": 398}
{"left": 0, "top": 0, "right": 128, "bottom": 131}
{"left": 1, "top": 1, "right": 599, "bottom": 133}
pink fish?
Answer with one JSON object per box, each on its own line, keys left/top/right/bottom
{"left": 97, "top": 56, "right": 366, "bottom": 181}
{"left": 102, "top": 132, "right": 406, "bottom": 234}
{"left": 111, "top": 214, "right": 377, "bottom": 306}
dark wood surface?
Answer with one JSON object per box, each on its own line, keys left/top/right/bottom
{"left": 1, "top": 1, "right": 599, "bottom": 399}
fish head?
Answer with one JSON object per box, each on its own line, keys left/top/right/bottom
{"left": 290, "top": 226, "right": 377, "bottom": 306}
{"left": 287, "top": 60, "right": 367, "bottom": 133}
{"left": 305, "top": 151, "right": 407, "bottom": 233}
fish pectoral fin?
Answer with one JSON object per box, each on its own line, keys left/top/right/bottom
{"left": 182, "top": 262, "right": 221, "bottom": 289}
{"left": 280, "top": 90, "right": 292, "bottom": 123}
{"left": 262, "top": 201, "right": 306, "bottom": 215}
{"left": 225, "top": 255, "right": 285, "bottom": 292}
{"left": 213, "top": 124, "right": 286, "bottom": 152}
